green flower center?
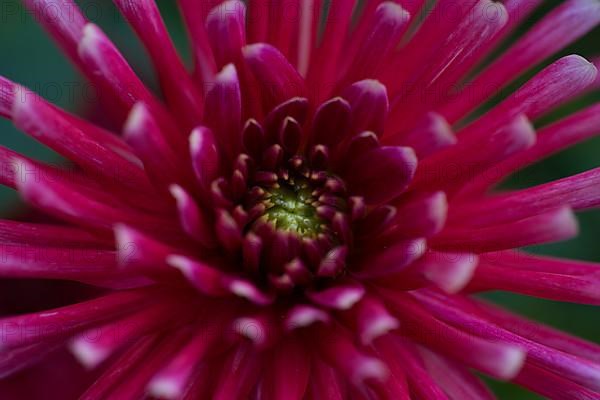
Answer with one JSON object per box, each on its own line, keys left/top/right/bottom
{"left": 263, "top": 180, "right": 323, "bottom": 237}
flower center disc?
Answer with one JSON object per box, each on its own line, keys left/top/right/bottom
{"left": 262, "top": 179, "right": 322, "bottom": 237}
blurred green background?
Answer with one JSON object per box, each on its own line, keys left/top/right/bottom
{"left": 0, "top": 0, "right": 598, "bottom": 398}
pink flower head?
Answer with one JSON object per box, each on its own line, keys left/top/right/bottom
{"left": 1, "top": 0, "right": 600, "bottom": 398}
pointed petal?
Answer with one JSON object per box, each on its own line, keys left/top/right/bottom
{"left": 0, "top": 288, "right": 156, "bottom": 348}
{"left": 113, "top": 0, "right": 204, "bottom": 128}
{"left": 259, "top": 338, "right": 311, "bottom": 400}
{"left": 310, "top": 97, "right": 351, "bottom": 148}
{"left": 243, "top": 43, "right": 306, "bottom": 110}
{"left": 342, "top": 2, "right": 410, "bottom": 83}
{"left": 342, "top": 79, "right": 389, "bottom": 136}
{"left": 169, "top": 184, "right": 216, "bottom": 248}
{"left": 383, "top": 291, "right": 526, "bottom": 380}
{"left": 434, "top": 207, "right": 579, "bottom": 252}
{"left": 190, "top": 126, "right": 221, "bottom": 191}
{"left": 355, "top": 238, "right": 426, "bottom": 278}
{"left": 307, "top": 280, "right": 365, "bottom": 310}
{"left": 345, "top": 146, "right": 417, "bottom": 205}
{"left": 206, "top": 0, "right": 246, "bottom": 67}
{"left": 204, "top": 64, "right": 242, "bottom": 161}
{"left": 284, "top": 305, "right": 331, "bottom": 331}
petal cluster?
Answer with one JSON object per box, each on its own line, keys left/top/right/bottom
{"left": 0, "top": 0, "right": 599, "bottom": 399}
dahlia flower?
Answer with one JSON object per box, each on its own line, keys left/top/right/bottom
{"left": 1, "top": 0, "right": 600, "bottom": 398}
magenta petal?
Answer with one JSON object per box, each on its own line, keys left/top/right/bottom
{"left": 9, "top": 84, "right": 147, "bottom": 191}
{"left": 452, "top": 167, "right": 600, "bottom": 227}
{"left": 457, "top": 102, "right": 600, "bottom": 199}
{"left": 0, "top": 288, "right": 155, "bottom": 348}
{"left": 307, "top": 280, "right": 365, "bottom": 310}
{"left": 388, "top": 191, "right": 448, "bottom": 239}
{"left": 149, "top": 320, "right": 226, "bottom": 399}
{"left": 343, "top": 2, "right": 410, "bottom": 83}
{"left": 69, "top": 301, "right": 175, "bottom": 369}
{"left": 279, "top": 117, "right": 302, "bottom": 154}
{"left": 310, "top": 97, "right": 351, "bottom": 148}
{"left": 242, "top": 232, "right": 263, "bottom": 273}
{"left": 316, "top": 325, "right": 389, "bottom": 387}
{"left": 0, "top": 244, "right": 119, "bottom": 283}
{"left": 341, "top": 79, "right": 389, "bottom": 136}
{"left": 378, "top": 251, "right": 479, "bottom": 294}
{"left": 345, "top": 146, "right": 417, "bottom": 205}
{"left": 215, "top": 209, "right": 243, "bottom": 251}
{"left": 355, "top": 205, "right": 397, "bottom": 237}
{"left": 470, "top": 254, "right": 600, "bottom": 305}
{"left": 388, "top": 112, "right": 456, "bottom": 158}
{"left": 307, "top": 359, "right": 346, "bottom": 400}
{"left": 284, "top": 305, "right": 331, "bottom": 331}
{"left": 414, "top": 114, "right": 536, "bottom": 193}
{"left": 0, "top": 220, "right": 110, "bottom": 248}
{"left": 442, "top": 0, "right": 600, "bottom": 123}
{"left": 516, "top": 363, "right": 600, "bottom": 400}
{"left": 264, "top": 97, "right": 309, "bottom": 142}
{"left": 434, "top": 207, "right": 579, "bottom": 252}
{"left": 0, "top": 339, "right": 66, "bottom": 380}
{"left": 178, "top": 0, "right": 217, "bottom": 85}
{"left": 170, "top": 184, "right": 216, "bottom": 248}
{"left": 101, "top": 329, "right": 191, "bottom": 399}
{"left": 113, "top": 0, "right": 205, "bottom": 129}
{"left": 243, "top": 43, "right": 306, "bottom": 110}
{"left": 416, "top": 291, "right": 600, "bottom": 391}
{"left": 167, "top": 255, "right": 226, "bottom": 296}
{"left": 383, "top": 291, "right": 526, "bottom": 380}
{"left": 472, "top": 296, "right": 600, "bottom": 364}
{"left": 232, "top": 312, "right": 276, "bottom": 348}
{"left": 259, "top": 338, "right": 311, "bottom": 400}
{"left": 77, "top": 22, "right": 180, "bottom": 136}
{"left": 204, "top": 64, "right": 243, "bottom": 161}
{"left": 212, "top": 344, "right": 263, "bottom": 400}
{"left": 15, "top": 159, "right": 172, "bottom": 233}
{"left": 115, "top": 224, "right": 178, "bottom": 278}
{"left": 80, "top": 335, "right": 159, "bottom": 399}
{"left": 123, "top": 102, "right": 186, "bottom": 187}
{"left": 242, "top": 118, "right": 266, "bottom": 159}
{"left": 464, "top": 55, "right": 597, "bottom": 138}
{"left": 224, "top": 278, "right": 275, "bottom": 305}
{"left": 317, "top": 246, "right": 349, "bottom": 277}
{"left": 418, "top": 348, "right": 496, "bottom": 400}
{"left": 307, "top": 0, "right": 355, "bottom": 103}
{"left": 335, "top": 131, "right": 380, "bottom": 169}
{"left": 355, "top": 238, "right": 426, "bottom": 278}
{"left": 206, "top": 0, "right": 246, "bottom": 67}
{"left": 354, "top": 295, "right": 399, "bottom": 345}
{"left": 190, "top": 126, "right": 221, "bottom": 191}
{"left": 376, "top": 337, "right": 450, "bottom": 400}
{"left": 0, "top": 77, "right": 14, "bottom": 118}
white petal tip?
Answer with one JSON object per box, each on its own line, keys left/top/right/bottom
{"left": 496, "top": 347, "right": 527, "bottom": 380}
{"left": 285, "top": 306, "right": 330, "bottom": 330}
{"left": 165, "top": 255, "right": 191, "bottom": 274}
{"left": 353, "top": 357, "right": 389, "bottom": 386}
{"left": 218, "top": 63, "right": 239, "bottom": 81}
{"left": 233, "top": 317, "right": 267, "bottom": 345}
{"left": 148, "top": 378, "right": 181, "bottom": 400}
{"left": 69, "top": 339, "right": 108, "bottom": 370}
{"left": 168, "top": 184, "right": 185, "bottom": 203}
{"left": 361, "top": 316, "right": 400, "bottom": 345}
{"left": 337, "top": 290, "right": 366, "bottom": 309}
{"left": 78, "top": 23, "right": 102, "bottom": 53}
{"left": 123, "top": 102, "right": 149, "bottom": 138}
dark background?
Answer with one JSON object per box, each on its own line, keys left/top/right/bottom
{"left": 0, "top": 0, "right": 598, "bottom": 398}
